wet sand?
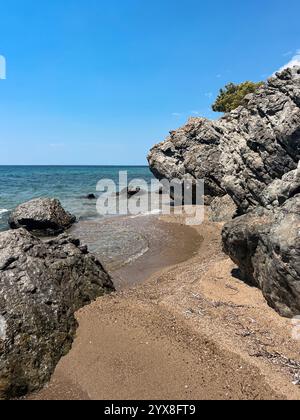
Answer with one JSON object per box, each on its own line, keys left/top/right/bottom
{"left": 70, "top": 215, "right": 202, "bottom": 289}
{"left": 29, "top": 211, "right": 300, "bottom": 400}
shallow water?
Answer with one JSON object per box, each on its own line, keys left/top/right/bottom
{"left": 0, "top": 165, "right": 154, "bottom": 231}
{"left": 71, "top": 215, "right": 203, "bottom": 289}
{"left": 0, "top": 166, "right": 200, "bottom": 284}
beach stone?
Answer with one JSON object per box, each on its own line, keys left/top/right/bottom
{"left": 9, "top": 198, "right": 76, "bottom": 236}
{"left": 222, "top": 187, "right": 300, "bottom": 318}
{"left": 0, "top": 228, "right": 114, "bottom": 399}
{"left": 148, "top": 66, "right": 300, "bottom": 214}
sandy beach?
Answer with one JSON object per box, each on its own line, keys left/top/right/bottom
{"left": 28, "top": 209, "right": 300, "bottom": 400}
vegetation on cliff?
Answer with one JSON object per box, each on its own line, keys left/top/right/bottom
{"left": 212, "top": 81, "right": 264, "bottom": 113}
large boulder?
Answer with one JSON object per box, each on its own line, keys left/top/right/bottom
{"left": 0, "top": 229, "right": 114, "bottom": 399}
{"left": 222, "top": 189, "right": 300, "bottom": 318}
{"left": 9, "top": 198, "right": 76, "bottom": 236}
{"left": 148, "top": 67, "right": 300, "bottom": 213}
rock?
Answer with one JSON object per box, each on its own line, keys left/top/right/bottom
{"left": 86, "top": 194, "right": 96, "bottom": 200}
{"left": 222, "top": 191, "right": 300, "bottom": 318}
{"left": 9, "top": 198, "right": 76, "bottom": 236}
{"left": 0, "top": 228, "right": 114, "bottom": 399}
{"left": 127, "top": 187, "right": 141, "bottom": 197}
{"left": 209, "top": 195, "right": 237, "bottom": 222}
{"left": 148, "top": 67, "right": 300, "bottom": 213}
{"left": 260, "top": 164, "right": 300, "bottom": 208}
{"left": 116, "top": 187, "right": 144, "bottom": 198}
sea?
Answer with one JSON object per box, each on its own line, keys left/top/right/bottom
{"left": 0, "top": 165, "right": 155, "bottom": 232}
{"left": 0, "top": 165, "right": 201, "bottom": 288}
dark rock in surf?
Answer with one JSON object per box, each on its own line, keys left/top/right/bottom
{"left": 86, "top": 194, "right": 97, "bottom": 200}
{"left": 9, "top": 198, "right": 76, "bottom": 236}
{"left": 116, "top": 187, "right": 144, "bottom": 198}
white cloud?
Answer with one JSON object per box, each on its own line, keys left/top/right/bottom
{"left": 172, "top": 112, "right": 182, "bottom": 117}
{"left": 277, "top": 50, "right": 300, "bottom": 72}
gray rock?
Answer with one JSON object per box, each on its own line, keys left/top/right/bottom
{"left": 222, "top": 194, "right": 300, "bottom": 318}
{"left": 9, "top": 198, "right": 76, "bottom": 236}
{"left": 0, "top": 229, "right": 114, "bottom": 399}
{"left": 209, "top": 195, "right": 237, "bottom": 222}
{"left": 148, "top": 67, "right": 300, "bottom": 213}
{"left": 260, "top": 165, "right": 300, "bottom": 208}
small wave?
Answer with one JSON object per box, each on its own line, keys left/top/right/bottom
{"left": 123, "top": 246, "right": 150, "bottom": 266}
{"left": 130, "top": 209, "right": 162, "bottom": 219}
{"left": 0, "top": 209, "right": 8, "bottom": 218}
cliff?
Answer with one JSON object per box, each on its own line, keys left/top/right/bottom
{"left": 148, "top": 66, "right": 300, "bottom": 318}
{"left": 148, "top": 67, "right": 300, "bottom": 214}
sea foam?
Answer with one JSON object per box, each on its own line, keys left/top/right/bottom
{"left": 0, "top": 209, "right": 8, "bottom": 218}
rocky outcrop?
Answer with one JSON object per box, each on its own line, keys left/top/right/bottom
{"left": 0, "top": 229, "right": 114, "bottom": 399}
{"left": 148, "top": 66, "right": 300, "bottom": 318}
{"left": 9, "top": 198, "right": 76, "bottom": 236}
{"left": 148, "top": 67, "right": 300, "bottom": 213}
{"left": 209, "top": 195, "right": 237, "bottom": 222}
{"left": 222, "top": 172, "right": 300, "bottom": 318}
{"left": 259, "top": 164, "right": 300, "bottom": 208}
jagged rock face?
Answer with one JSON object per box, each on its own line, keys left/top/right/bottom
{"left": 0, "top": 229, "right": 114, "bottom": 400}
{"left": 148, "top": 118, "right": 226, "bottom": 204}
{"left": 209, "top": 195, "right": 237, "bottom": 222}
{"left": 259, "top": 164, "right": 300, "bottom": 208}
{"left": 9, "top": 198, "right": 76, "bottom": 236}
{"left": 222, "top": 189, "right": 300, "bottom": 318}
{"left": 148, "top": 67, "right": 300, "bottom": 212}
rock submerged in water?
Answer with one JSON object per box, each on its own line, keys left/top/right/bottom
{"left": 222, "top": 173, "right": 300, "bottom": 318}
{"left": 0, "top": 228, "right": 114, "bottom": 400}
{"left": 116, "top": 187, "right": 144, "bottom": 198}
{"left": 85, "top": 194, "right": 97, "bottom": 200}
{"left": 148, "top": 67, "right": 300, "bottom": 213}
{"left": 9, "top": 198, "right": 76, "bottom": 236}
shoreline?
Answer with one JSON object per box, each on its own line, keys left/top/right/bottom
{"left": 29, "top": 210, "right": 300, "bottom": 400}
{"left": 69, "top": 213, "right": 203, "bottom": 290}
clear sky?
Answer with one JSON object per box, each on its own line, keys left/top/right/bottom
{"left": 0, "top": 0, "right": 299, "bottom": 165}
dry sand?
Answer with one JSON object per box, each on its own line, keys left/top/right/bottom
{"left": 30, "top": 210, "right": 300, "bottom": 400}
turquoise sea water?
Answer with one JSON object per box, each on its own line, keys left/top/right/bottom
{"left": 0, "top": 166, "right": 154, "bottom": 231}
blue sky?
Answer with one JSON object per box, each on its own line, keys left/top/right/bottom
{"left": 0, "top": 0, "right": 299, "bottom": 165}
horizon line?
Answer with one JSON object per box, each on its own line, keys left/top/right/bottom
{"left": 0, "top": 164, "right": 150, "bottom": 167}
